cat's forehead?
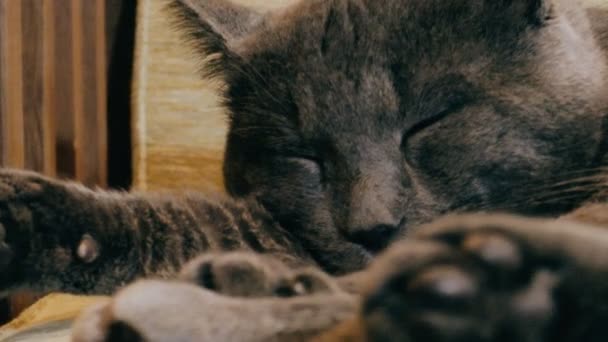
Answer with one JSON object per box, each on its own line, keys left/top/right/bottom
{"left": 242, "top": 0, "right": 514, "bottom": 59}
{"left": 225, "top": 0, "right": 554, "bottom": 140}
{"left": 239, "top": 2, "right": 496, "bottom": 122}
{"left": 293, "top": 66, "right": 401, "bottom": 137}
{"left": 238, "top": 0, "right": 511, "bottom": 91}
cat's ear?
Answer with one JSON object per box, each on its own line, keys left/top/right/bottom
{"left": 168, "top": 0, "right": 263, "bottom": 77}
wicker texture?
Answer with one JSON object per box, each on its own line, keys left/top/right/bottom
{"left": 132, "top": 0, "right": 292, "bottom": 193}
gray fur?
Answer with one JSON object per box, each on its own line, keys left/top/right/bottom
{"left": 0, "top": 0, "right": 605, "bottom": 334}
{"left": 71, "top": 209, "right": 608, "bottom": 342}
{"left": 199, "top": 0, "right": 608, "bottom": 272}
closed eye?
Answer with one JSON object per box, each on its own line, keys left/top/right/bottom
{"left": 401, "top": 98, "right": 469, "bottom": 147}
{"left": 286, "top": 157, "right": 327, "bottom": 185}
{"left": 402, "top": 75, "right": 476, "bottom": 146}
{"left": 286, "top": 157, "right": 323, "bottom": 175}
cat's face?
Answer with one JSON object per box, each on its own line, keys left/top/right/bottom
{"left": 172, "top": 0, "right": 608, "bottom": 272}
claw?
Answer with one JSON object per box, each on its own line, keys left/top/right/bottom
{"left": 511, "top": 270, "right": 558, "bottom": 321}
{"left": 0, "top": 183, "right": 15, "bottom": 200}
{"left": 463, "top": 233, "right": 521, "bottom": 270}
{"left": 0, "top": 241, "right": 12, "bottom": 269}
{"left": 78, "top": 234, "right": 100, "bottom": 263}
{"left": 409, "top": 265, "right": 478, "bottom": 301}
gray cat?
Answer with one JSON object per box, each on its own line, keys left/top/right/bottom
{"left": 0, "top": 0, "right": 608, "bottom": 340}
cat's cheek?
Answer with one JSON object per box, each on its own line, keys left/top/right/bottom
{"left": 254, "top": 159, "right": 326, "bottom": 217}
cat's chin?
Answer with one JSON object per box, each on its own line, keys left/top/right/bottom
{"left": 348, "top": 228, "right": 406, "bottom": 257}
{"left": 341, "top": 240, "right": 389, "bottom": 266}
{"left": 350, "top": 240, "right": 393, "bottom": 256}
{"left": 344, "top": 219, "right": 407, "bottom": 255}
{"left": 327, "top": 241, "right": 375, "bottom": 275}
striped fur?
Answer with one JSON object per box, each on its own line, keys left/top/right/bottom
{"left": 70, "top": 207, "right": 608, "bottom": 342}
{"left": 0, "top": 169, "right": 313, "bottom": 295}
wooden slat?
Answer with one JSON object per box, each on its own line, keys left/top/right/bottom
{"left": 21, "top": 0, "right": 44, "bottom": 172}
{"left": 54, "top": 1, "right": 76, "bottom": 178}
{"left": 72, "top": 0, "right": 85, "bottom": 183}
{"left": 0, "top": 1, "right": 4, "bottom": 163}
{"left": 42, "top": 0, "right": 57, "bottom": 176}
{"left": 73, "top": 0, "right": 107, "bottom": 187}
{"left": 96, "top": 0, "right": 108, "bottom": 187}
{"left": 0, "top": 0, "right": 25, "bottom": 168}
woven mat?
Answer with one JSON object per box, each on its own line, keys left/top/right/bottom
{"left": 131, "top": 0, "right": 288, "bottom": 194}
{"left": 0, "top": 294, "right": 105, "bottom": 341}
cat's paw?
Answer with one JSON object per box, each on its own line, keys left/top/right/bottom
{"left": 179, "top": 252, "right": 340, "bottom": 297}
{"left": 0, "top": 169, "right": 67, "bottom": 292}
{"left": 72, "top": 278, "right": 358, "bottom": 342}
{"left": 0, "top": 169, "right": 102, "bottom": 293}
{"left": 72, "top": 299, "right": 143, "bottom": 342}
{"left": 360, "top": 214, "right": 608, "bottom": 342}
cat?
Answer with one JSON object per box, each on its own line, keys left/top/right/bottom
{"left": 0, "top": 0, "right": 607, "bottom": 336}
{"left": 69, "top": 207, "right": 608, "bottom": 342}
{"left": 1, "top": 0, "right": 607, "bottom": 340}
{"left": 68, "top": 0, "right": 608, "bottom": 340}
{"left": 45, "top": 0, "right": 608, "bottom": 341}
{"left": 71, "top": 253, "right": 356, "bottom": 342}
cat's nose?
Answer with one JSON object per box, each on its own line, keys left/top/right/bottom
{"left": 347, "top": 220, "right": 403, "bottom": 253}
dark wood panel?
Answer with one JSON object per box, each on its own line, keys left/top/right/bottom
{"left": 22, "top": 0, "right": 45, "bottom": 171}
{"left": 71, "top": 0, "right": 85, "bottom": 183}
{"left": 0, "top": 0, "right": 115, "bottom": 322}
{"left": 0, "top": 1, "right": 4, "bottom": 163}
{"left": 42, "top": 0, "right": 57, "bottom": 176}
{"left": 54, "top": 0, "right": 76, "bottom": 178}
{"left": 0, "top": 0, "right": 137, "bottom": 321}
{"left": 0, "top": 0, "right": 25, "bottom": 168}
{"left": 77, "top": 0, "right": 107, "bottom": 187}
{"left": 96, "top": 0, "right": 108, "bottom": 188}
{"left": 106, "top": 0, "right": 136, "bottom": 190}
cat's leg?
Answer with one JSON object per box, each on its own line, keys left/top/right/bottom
{"left": 561, "top": 202, "right": 608, "bottom": 227}
{"left": 0, "top": 169, "right": 309, "bottom": 295}
{"left": 71, "top": 279, "right": 358, "bottom": 342}
{"left": 71, "top": 251, "right": 349, "bottom": 342}
{"left": 178, "top": 251, "right": 342, "bottom": 297}
{"left": 350, "top": 214, "right": 608, "bottom": 342}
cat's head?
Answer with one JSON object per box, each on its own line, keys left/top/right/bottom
{"left": 170, "top": 0, "right": 608, "bottom": 272}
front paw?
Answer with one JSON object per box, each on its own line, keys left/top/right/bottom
{"left": 361, "top": 214, "right": 608, "bottom": 342}
{"left": 0, "top": 169, "right": 96, "bottom": 293}
{"left": 179, "top": 252, "right": 341, "bottom": 298}
{"left": 73, "top": 278, "right": 358, "bottom": 342}
{"left": 0, "top": 169, "right": 54, "bottom": 292}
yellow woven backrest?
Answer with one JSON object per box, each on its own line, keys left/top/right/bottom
{"left": 132, "top": 0, "right": 294, "bottom": 193}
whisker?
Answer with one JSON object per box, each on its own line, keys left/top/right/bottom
{"left": 524, "top": 175, "right": 607, "bottom": 194}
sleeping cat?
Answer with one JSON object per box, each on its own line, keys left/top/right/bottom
{"left": 0, "top": 0, "right": 606, "bottom": 295}
{"left": 0, "top": 0, "right": 607, "bottom": 336}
